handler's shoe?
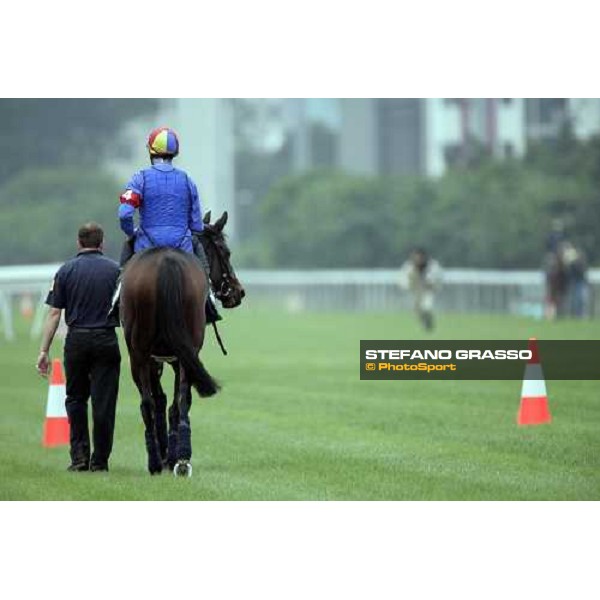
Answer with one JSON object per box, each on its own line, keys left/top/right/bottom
{"left": 67, "top": 461, "right": 89, "bottom": 472}
{"left": 90, "top": 463, "right": 108, "bottom": 472}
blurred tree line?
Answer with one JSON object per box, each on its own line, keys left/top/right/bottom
{"left": 240, "top": 127, "right": 600, "bottom": 269}
{"left": 0, "top": 99, "right": 158, "bottom": 264}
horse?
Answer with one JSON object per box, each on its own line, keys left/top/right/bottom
{"left": 121, "top": 211, "right": 245, "bottom": 476}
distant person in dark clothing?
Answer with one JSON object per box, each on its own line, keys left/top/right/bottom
{"left": 562, "top": 241, "right": 589, "bottom": 318}
{"left": 544, "top": 250, "right": 568, "bottom": 320}
{"left": 36, "top": 223, "right": 121, "bottom": 472}
{"left": 543, "top": 219, "right": 568, "bottom": 320}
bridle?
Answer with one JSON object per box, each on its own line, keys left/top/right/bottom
{"left": 200, "top": 226, "right": 243, "bottom": 357}
{"left": 202, "top": 228, "right": 237, "bottom": 304}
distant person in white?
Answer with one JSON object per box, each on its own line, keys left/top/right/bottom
{"left": 399, "top": 248, "right": 442, "bottom": 331}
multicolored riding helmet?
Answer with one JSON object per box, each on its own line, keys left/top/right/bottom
{"left": 147, "top": 126, "right": 179, "bottom": 157}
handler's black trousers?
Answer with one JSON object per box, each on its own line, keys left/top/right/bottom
{"left": 64, "top": 329, "right": 121, "bottom": 468}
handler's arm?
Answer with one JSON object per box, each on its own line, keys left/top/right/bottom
{"left": 37, "top": 307, "right": 62, "bottom": 377}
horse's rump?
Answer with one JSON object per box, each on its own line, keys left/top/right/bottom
{"left": 123, "top": 247, "right": 219, "bottom": 397}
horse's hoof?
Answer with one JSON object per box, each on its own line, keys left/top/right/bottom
{"left": 173, "top": 460, "right": 192, "bottom": 478}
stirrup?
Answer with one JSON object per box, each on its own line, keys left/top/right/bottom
{"left": 108, "top": 281, "right": 121, "bottom": 317}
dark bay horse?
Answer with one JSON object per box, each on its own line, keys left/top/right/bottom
{"left": 121, "top": 211, "right": 244, "bottom": 476}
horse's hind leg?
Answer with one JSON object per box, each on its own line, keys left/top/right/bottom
{"left": 174, "top": 364, "right": 193, "bottom": 477}
{"left": 151, "top": 363, "right": 168, "bottom": 465}
{"left": 167, "top": 362, "right": 180, "bottom": 470}
{"left": 134, "top": 358, "right": 162, "bottom": 475}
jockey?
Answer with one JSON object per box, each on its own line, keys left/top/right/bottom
{"left": 110, "top": 126, "right": 220, "bottom": 323}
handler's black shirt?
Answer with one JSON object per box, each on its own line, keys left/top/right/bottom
{"left": 46, "top": 250, "right": 119, "bottom": 329}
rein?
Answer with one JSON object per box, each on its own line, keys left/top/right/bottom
{"left": 211, "top": 322, "right": 228, "bottom": 356}
{"left": 202, "top": 229, "right": 236, "bottom": 357}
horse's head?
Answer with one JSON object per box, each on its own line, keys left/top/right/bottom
{"left": 200, "top": 211, "right": 245, "bottom": 309}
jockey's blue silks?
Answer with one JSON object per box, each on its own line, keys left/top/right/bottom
{"left": 118, "top": 161, "right": 204, "bottom": 253}
{"left": 113, "top": 150, "right": 222, "bottom": 328}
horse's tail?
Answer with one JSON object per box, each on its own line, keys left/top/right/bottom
{"left": 155, "top": 253, "right": 219, "bottom": 398}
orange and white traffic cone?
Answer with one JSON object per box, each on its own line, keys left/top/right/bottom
{"left": 517, "top": 337, "right": 551, "bottom": 426}
{"left": 42, "top": 358, "right": 70, "bottom": 447}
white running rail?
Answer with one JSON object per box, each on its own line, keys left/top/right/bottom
{"left": 1, "top": 265, "right": 599, "bottom": 340}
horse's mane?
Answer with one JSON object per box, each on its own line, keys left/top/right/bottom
{"left": 203, "top": 224, "right": 228, "bottom": 240}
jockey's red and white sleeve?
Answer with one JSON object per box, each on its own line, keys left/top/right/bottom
{"left": 118, "top": 171, "right": 144, "bottom": 237}
{"left": 120, "top": 189, "right": 141, "bottom": 209}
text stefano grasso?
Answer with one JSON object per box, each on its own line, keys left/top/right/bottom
{"left": 364, "top": 349, "right": 532, "bottom": 361}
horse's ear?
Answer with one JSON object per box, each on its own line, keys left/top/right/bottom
{"left": 203, "top": 211, "right": 212, "bottom": 225}
{"left": 215, "top": 211, "right": 228, "bottom": 231}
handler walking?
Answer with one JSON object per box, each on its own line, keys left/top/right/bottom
{"left": 36, "top": 223, "right": 121, "bottom": 472}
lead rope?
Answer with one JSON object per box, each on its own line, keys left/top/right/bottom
{"left": 212, "top": 321, "right": 228, "bottom": 356}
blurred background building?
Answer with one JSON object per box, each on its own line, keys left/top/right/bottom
{"left": 100, "top": 98, "right": 600, "bottom": 247}
{"left": 295, "top": 98, "right": 600, "bottom": 178}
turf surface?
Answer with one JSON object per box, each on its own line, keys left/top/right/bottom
{"left": 1, "top": 309, "right": 599, "bottom": 500}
